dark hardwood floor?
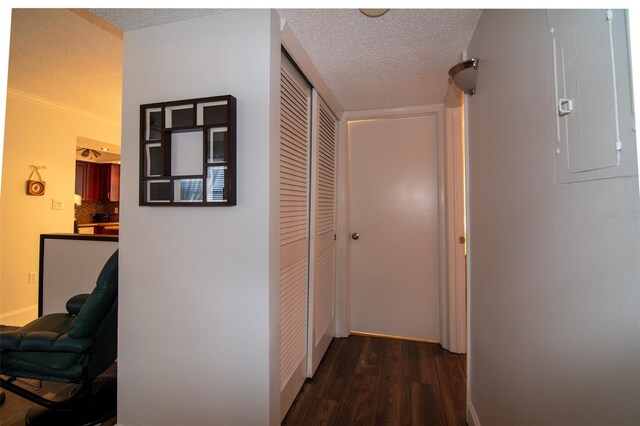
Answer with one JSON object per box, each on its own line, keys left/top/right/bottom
{"left": 2, "top": 338, "right": 465, "bottom": 426}
{"left": 282, "top": 334, "right": 467, "bottom": 426}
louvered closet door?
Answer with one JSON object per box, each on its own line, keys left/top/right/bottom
{"left": 280, "top": 54, "right": 311, "bottom": 421}
{"left": 308, "top": 90, "right": 338, "bottom": 376}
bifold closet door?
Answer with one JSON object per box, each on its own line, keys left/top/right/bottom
{"left": 279, "top": 53, "right": 311, "bottom": 420}
{"left": 307, "top": 90, "right": 338, "bottom": 376}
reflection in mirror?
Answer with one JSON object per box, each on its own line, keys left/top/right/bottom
{"left": 146, "top": 143, "right": 163, "bottom": 177}
{"left": 145, "top": 108, "right": 162, "bottom": 140}
{"left": 206, "top": 166, "right": 226, "bottom": 202}
{"left": 197, "top": 101, "right": 227, "bottom": 126}
{"left": 165, "top": 105, "right": 194, "bottom": 128}
{"left": 147, "top": 180, "right": 171, "bottom": 203}
{"left": 171, "top": 130, "right": 203, "bottom": 176}
{"left": 175, "top": 179, "right": 203, "bottom": 202}
{"left": 208, "top": 127, "right": 227, "bottom": 163}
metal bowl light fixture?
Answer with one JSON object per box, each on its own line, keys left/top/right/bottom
{"left": 448, "top": 58, "right": 480, "bottom": 95}
{"left": 359, "top": 9, "right": 390, "bottom": 17}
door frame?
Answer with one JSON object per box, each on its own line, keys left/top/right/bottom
{"left": 442, "top": 87, "right": 468, "bottom": 354}
{"left": 335, "top": 104, "right": 447, "bottom": 339}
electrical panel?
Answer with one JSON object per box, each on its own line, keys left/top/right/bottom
{"left": 549, "top": 9, "right": 637, "bottom": 184}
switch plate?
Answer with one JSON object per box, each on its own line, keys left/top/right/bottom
{"left": 29, "top": 272, "right": 37, "bottom": 284}
{"left": 52, "top": 199, "right": 64, "bottom": 210}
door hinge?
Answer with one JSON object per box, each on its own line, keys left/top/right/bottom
{"left": 458, "top": 236, "right": 466, "bottom": 244}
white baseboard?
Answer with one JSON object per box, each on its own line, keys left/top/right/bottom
{"left": 468, "top": 399, "right": 481, "bottom": 426}
{"left": 0, "top": 304, "right": 38, "bottom": 326}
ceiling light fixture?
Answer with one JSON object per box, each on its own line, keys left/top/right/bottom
{"left": 359, "top": 9, "right": 390, "bottom": 18}
{"left": 77, "top": 148, "right": 102, "bottom": 159}
{"left": 448, "top": 58, "right": 480, "bottom": 95}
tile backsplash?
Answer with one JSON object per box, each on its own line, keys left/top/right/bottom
{"left": 75, "top": 200, "right": 119, "bottom": 224}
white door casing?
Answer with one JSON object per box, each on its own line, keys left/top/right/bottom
{"left": 279, "top": 53, "right": 311, "bottom": 421}
{"left": 442, "top": 86, "right": 468, "bottom": 354}
{"left": 307, "top": 90, "right": 338, "bottom": 376}
{"left": 348, "top": 113, "right": 440, "bottom": 342}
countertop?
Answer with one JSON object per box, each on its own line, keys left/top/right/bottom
{"left": 76, "top": 222, "right": 119, "bottom": 227}
{"left": 41, "top": 233, "right": 119, "bottom": 241}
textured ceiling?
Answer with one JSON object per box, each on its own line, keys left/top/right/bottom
{"left": 7, "top": 8, "right": 481, "bottom": 126}
{"left": 7, "top": 9, "right": 123, "bottom": 123}
{"left": 277, "top": 9, "right": 482, "bottom": 111}
{"left": 89, "top": 8, "right": 225, "bottom": 32}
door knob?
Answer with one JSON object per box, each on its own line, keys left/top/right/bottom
{"left": 351, "top": 233, "right": 360, "bottom": 240}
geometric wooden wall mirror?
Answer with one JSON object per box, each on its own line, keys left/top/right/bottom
{"left": 139, "top": 95, "right": 237, "bottom": 206}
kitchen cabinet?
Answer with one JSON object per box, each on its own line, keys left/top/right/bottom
{"left": 75, "top": 161, "right": 100, "bottom": 200}
{"left": 75, "top": 161, "right": 120, "bottom": 201}
{"left": 77, "top": 223, "right": 119, "bottom": 235}
{"left": 100, "top": 164, "right": 120, "bottom": 202}
{"left": 75, "top": 161, "right": 87, "bottom": 197}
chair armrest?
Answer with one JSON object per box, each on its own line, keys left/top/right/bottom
{"left": 0, "top": 329, "right": 23, "bottom": 350}
{"left": 66, "top": 294, "right": 90, "bottom": 315}
{"left": 0, "top": 330, "right": 94, "bottom": 353}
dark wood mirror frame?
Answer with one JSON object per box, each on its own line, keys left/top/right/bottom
{"left": 139, "top": 95, "right": 237, "bottom": 206}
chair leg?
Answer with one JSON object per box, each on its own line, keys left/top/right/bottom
{"left": 24, "top": 375, "right": 116, "bottom": 426}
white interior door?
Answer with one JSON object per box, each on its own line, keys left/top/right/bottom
{"left": 279, "top": 54, "right": 311, "bottom": 420}
{"left": 349, "top": 114, "right": 440, "bottom": 341}
{"left": 307, "top": 90, "right": 338, "bottom": 376}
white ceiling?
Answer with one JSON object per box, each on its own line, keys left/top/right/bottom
{"left": 90, "top": 8, "right": 225, "bottom": 32}
{"left": 8, "top": 9, "right": 124, "bottom": 123}
{"left": 8, "top": 8, "right": 481, "bottom": 123}
{"left": 277, "top": 9, "right": 481, "bottom": 110}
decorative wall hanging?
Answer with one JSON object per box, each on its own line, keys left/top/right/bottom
{"left": 26, "top": 165, "right": 46, "bottom": 196}
{"left": 139, "top": 95, "right": 237, "bottom": 206}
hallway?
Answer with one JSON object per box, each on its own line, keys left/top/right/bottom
{"left": 282, "top": 335, "right": 467, "bottom": 426}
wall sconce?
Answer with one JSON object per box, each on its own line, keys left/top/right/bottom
{"left": 448, "top": 58, "right": 480, "bottom": 95}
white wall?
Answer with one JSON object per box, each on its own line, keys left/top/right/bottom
{"left": 1, "top": 91, "right": 120, "bottom": 325}
{"left": 467, "top": 10, "right": 640, "bottom": 425}
{"left": 118, "top": 10, "right": 280, "bottom": 426}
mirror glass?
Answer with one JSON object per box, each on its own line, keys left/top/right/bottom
{"left": 206, "top": 166, "right": 226, "bottom": 202}
{"left": 147, "top": 180, "right": 171, "bottom": 203}
{"left": 174, "top": 178, "right": 203, "bottom": 202}
{"left": 165, "top": 105, "right": 194, "bottom": 128}
{"left": 208, "top": 127, "right": 227, "bottom": 163}
{"left": 171, "top": 130, "right": 203, "bottom": 176}
{"left": 145, "top": 143, "right": 163, "bottom": 177}
{"left": 145, "top": 108, "right": 162, "bottom": 140}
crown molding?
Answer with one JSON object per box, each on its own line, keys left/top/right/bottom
{"left": 342, "top": 103, "right": 443, "bottom": 121}
{"left": 7, "top": 88, "right": 120, "bottom": 127}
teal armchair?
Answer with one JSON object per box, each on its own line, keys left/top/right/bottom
{"left": 0, "top": 250, "right": 118, "bottom": 425}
